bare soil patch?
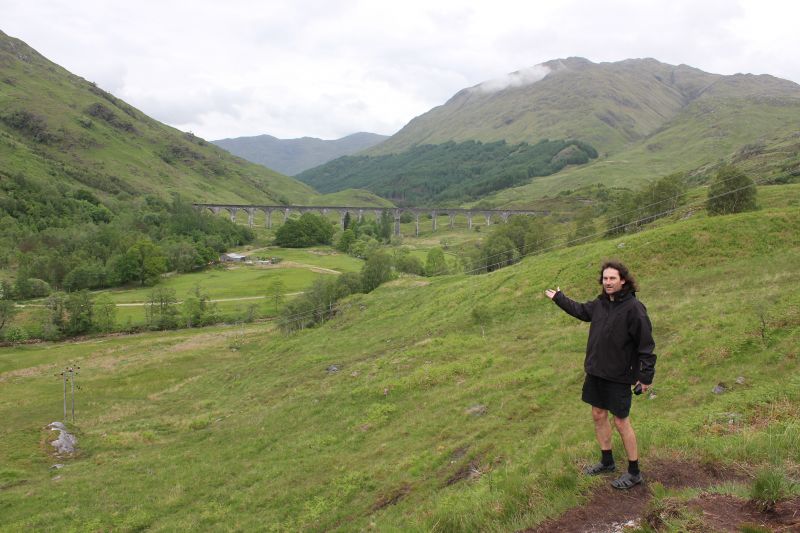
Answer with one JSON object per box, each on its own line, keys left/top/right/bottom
{"left": 522, "top": 457, "right": 750, "bottom": 533}
{"left": 689, "top": 494, "right": 800, "bottom": 532}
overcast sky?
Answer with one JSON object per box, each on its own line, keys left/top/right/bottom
{"left": 3, "top": 0, "right": 798, "bottom": 141}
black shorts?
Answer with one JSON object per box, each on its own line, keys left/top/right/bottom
{"left": 582, "top": 374, "right": 633, "bottom": 419}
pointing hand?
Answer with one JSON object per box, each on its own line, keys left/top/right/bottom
{"left": 544, "top": 287, "right": 560, "bottom": 299}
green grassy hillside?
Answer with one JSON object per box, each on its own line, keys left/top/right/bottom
{"left": 297, "top": 139, "right": 598, "bottom": 205}
{"left": 484, "top": 108, "right": 800, "bottom": 208}
{"left": 0, "top": 30, "right": 316, "bottom": 205}
{"left": 2, "top": 186, "right": 799, "bottom": 531}
{"left": 358, "top": 57, "right": 800, "bottom": 206}
{"left": 371, "top": 58, "right": 800, "bottom": 158}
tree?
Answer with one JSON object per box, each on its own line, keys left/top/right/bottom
{"left": 44, "top": 292, "right": 67, "bottom": 339}
{"left": 394, "top": 248, "right": 425, "bottom": 276}
{"left": 361, "top": 251, "right": 394, "bottom": 292}
{"left": 64, "top": 290, "right": 94, "bottom": 336}
{"left": 274, "top": 213, "right": 335, "bottom": 247}
{"left": 482, "top": 235, "right": 519, "bottom": 272}
{"left": 180, "top": 284, "right": 211, "bottom": 328}
{"left": 0, "top": 300, "right": 17, "bottom": 333}
{"left": 93, "top": 294, "right": 117, "bottom": 332}
{"left": 336, "top": 229, "right": 356, "bottom": 253}
{"left": 125, "top": 239, "right": 168, "bottom": 286}
{"left": 425, "top": 248, "right": 449, "bottom": 276}
{"left": 267, "top": 280, "right": 286, "bottom": 313}
{"left": 63, "top": 262, "right": 107, "bottom": 291}
{"left": 166, "top": 240, "right": 203, "bottom": 273}
{"left": 707, "top": 165, "right": 757, "bottom": 215}
{"left": 146, "top": 287, "right": 178, "bottom": 330}
{"left": 378, "top": 211, "right": 392, "bottom": 242}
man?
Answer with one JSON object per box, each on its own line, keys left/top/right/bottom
{"left": 544, "top": 260, "right": 656, "bottom": 489}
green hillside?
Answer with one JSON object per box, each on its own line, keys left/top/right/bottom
{"left": 0, "top": 30, "right": 316, "bottom": 205}
{"left": 2, "top": 186, "right": 799, "bottom": 531}
{"left": 297, "top": 138, "right": 598, "bottom": 206}
{"left": 361, "top": 58, "right": 800, "bottom": 205}
{"left": 0, "top": 31, "right": 391, "bottom": 295}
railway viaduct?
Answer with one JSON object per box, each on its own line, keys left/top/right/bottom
{"left": 193, "top": 204, "right": 547, "bottom": 237}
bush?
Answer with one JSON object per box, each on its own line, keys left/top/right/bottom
{"left": 361, "top": 251, "right": 394, "bottom": 292}
{"left": 1, "top": 109, "right": 53, "bottom": 143}
{"left": 707, "top": 165, "right": 757, "bottom": 215}
{"left": 274, "top": 213, "right": 335, "bottom": 248}
{"left": 16, "top": 278, "right": 51, "bottom": 299}
{"left": 395, "top": 253, "right": 425, "bottom": 276}
{"left": 3, "top": 325, "right": 28, "bottom": 344}
{"left": 63, "top": 263, "right": 107, "bottom": 291}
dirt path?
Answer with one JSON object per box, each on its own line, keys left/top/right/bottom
{"left": 16, "top": 293, "right": 305, "bottom": 308}
{"left": 112, "top": 292, "right": 305, "bottom": 307}
{"left": 522, "top": 457, "right": 799, "bottom": 532}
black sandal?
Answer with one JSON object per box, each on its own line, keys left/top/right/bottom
{"left": 583, "top": 462, "right": 616, "bottom": 475}
{"left": 611, "top": 472, "right": 643, "bottom": 489}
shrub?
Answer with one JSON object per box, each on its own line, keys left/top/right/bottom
{"left": 16, "top": 278, "right": 51, "bottom": 299}
{"left": 361, "top": 251, "right": 394, "bottom": 292}
{"left": 707, "top": 165, "right": 757, "bottom": 215}
{"left": 3, "top": 325, "right": 28, "bottom": 344}
{"left": 274, "top": 213, "right": 335, "bottom": 247}
{"left": 1, "top": 109, "right": 53, "bottom": 143}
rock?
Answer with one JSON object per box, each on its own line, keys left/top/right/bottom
{"left": 735, "top": 376, "right": 746, "bottom": 385}
{"left": 712, "top": 383, "right": 727, "bottom": 395}
{"left": 617, "top": 242, "right": 626, "bottom": 248}
{"left": 326, "top": 365, "right": 339, "bottom": 373}
{"left": 47, "top": 422, "right": 78, "bottom": 455}
{"left": 465, "top": 404, "right": 487, "bottom": 416}
{"left": 50, "top": 464, "right": 65, "bottom": 470}
{"left": 648, "top": 392, "right": 657, "bottom": 400}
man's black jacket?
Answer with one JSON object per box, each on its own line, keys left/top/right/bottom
{"left": 552, "top": 290, "right": 656, "bottom": 385}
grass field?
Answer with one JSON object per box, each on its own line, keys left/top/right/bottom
{"left": 8, "top": 247, "right": 364, "bottom": 331}
{"left": 2, "top": 188, "right": 799, "bottom": 531}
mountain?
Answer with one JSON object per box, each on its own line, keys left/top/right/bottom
{"left": 213, "top": 132, "right": 389, "bottom": 175}
{"left": 371, "top": 57, "right": 800, "bottom": 157}
{"left": 0, "top": 30, "right": 314, "bottom": 205}
{"left": 354, "top": 57, "right": 800, "bottom": 204}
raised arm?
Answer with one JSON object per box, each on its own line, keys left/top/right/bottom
{"left": 544, "top": 288, "right": 594, "bottom": 322}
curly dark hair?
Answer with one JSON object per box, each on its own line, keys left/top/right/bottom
{"left": 598, "top": 260, "right": 639, "bottom": 293}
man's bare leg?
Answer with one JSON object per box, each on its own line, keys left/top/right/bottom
{"left": 613, "top": 416, "right": 638, "bottom": 461}
{"left": 592, "top": 406, "right": 613, "bottom": 449}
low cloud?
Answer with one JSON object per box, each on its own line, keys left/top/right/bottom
{"left": 472, "top": 64, "right": 551, "bottom": 94}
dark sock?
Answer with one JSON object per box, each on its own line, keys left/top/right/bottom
{"left": 628, "top": 460, "right": 640, "bottom": 476}
{"left": 601, "top": 449, "right": 614, "bottom": 466}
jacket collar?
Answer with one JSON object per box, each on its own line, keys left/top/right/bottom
{"left": 599, "top": 289, "right": 635, "bottom": 302}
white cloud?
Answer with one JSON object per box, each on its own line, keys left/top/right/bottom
{"left": 473, "top": 65, "right": 552, "bottom": 94}
{"left": 1, "top": 0, "right": 798, "bottom": 140}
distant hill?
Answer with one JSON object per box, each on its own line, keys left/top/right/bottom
{"left": 360, "top": 57, "right": 800, "bottom": 204}
{"left": 213, "top": 132, "right": 389, "bottom": 175}
{"left": 0, "top": 30, "right": 316, "bottom": 205}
